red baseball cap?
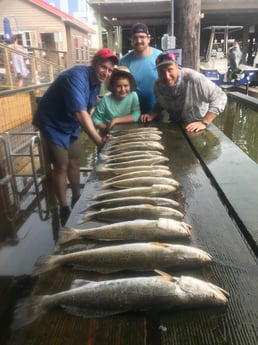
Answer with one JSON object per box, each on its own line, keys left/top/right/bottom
{"left": 94, "top": 48, "right": 119, "bottom": 65}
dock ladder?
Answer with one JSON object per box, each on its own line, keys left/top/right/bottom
{"left": 0, "top": 131, "right": 46, "bottom": 221}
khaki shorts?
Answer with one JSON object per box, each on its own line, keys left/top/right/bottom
{"left": 41, "top": 134, "right": 81, "bottom": 165}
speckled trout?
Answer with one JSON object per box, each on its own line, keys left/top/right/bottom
{"left": 109, "top": 133, "right": 162, "bottom": 143}
{"left": 82, "top": 204, "right": 184, "bottom": 222}
{"left": 103, "top": 169, "right": 172, "bottom": 183}
{"left": 96, "top": 165, "right": 170, "bottom": 175}
{"left": 97, "top": 156, "right": 169, "bottom": 170}
{"left": 111, "top": 126, "right": 161, "bottom": 134}
{"left": 59, "top": 218, "right": 191, "bottom": 244}
{"left": 86, "top": 196, "right": 180, "bottom": 210}
{"left": 99, "top": 150, "right": 163, "bottom": 161}
{"left": 106, "top": 141, "right": 165, "bottom": 154}
{"left": 12, "top": 272, "right": 229, "bottom": 329}
{"left": 34, "top": 242, "right": 212, "bottom": 274}
{"left": 101, "top": 176, "right": 180, "bottom": 189}
{"left": 92, "top": 184, "right": 176, "bottom": 200}
{"left": 101, "top": 152, "right": 166, "bottom": 164}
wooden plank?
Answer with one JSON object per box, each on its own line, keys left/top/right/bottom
{"left": 185, "top": 124, "right": 258, "bottom": 254}
{"left": 227, "top": 91, "right": 258, "bottom": 111}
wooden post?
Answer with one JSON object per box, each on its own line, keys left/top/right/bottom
{"left": 176, "top": 0, "right": 201, "bottom": 70}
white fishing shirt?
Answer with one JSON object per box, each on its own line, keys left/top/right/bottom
{"left": 154, "top": 67, "right": 227, "bottom": 124}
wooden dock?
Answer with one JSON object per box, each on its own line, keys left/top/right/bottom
{"left": 6, "top": 123, "right": 258, "bottom": 345}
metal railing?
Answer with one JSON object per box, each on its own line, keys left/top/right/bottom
{"left": 0, "top": 131, "right": 46, "bottom": 221}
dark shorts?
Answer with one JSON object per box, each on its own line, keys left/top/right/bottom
{"left": 41, "top": 134, "right": 81, "bottom": 165}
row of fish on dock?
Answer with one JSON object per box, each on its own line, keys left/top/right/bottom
{"left": 12, "top": 126, "right": 230, "bottom": 330}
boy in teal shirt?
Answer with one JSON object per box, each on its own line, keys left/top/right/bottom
{"left": 92, "top": 66, "right": 140, "bottom": 135}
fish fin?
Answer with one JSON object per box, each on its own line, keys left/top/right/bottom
{"left": 11, "top": 296, "right": 45, "bottom": 330}
{"left": 70, "top": 279, "right": 95, "bottom": 289}
{"left": 148, "top": 242, "right": 169, "bottom": 248}
{"left": 33, "top": 255, "right": 62, "bottom": 276}
{"left": 154, "top": 270, "right": 177, "bottom": 282}
{"left": 59, "top": 228, "right": 78, "bottom": 244}
{"left": 62, "top": 305, "right": 123, "bottom": 318}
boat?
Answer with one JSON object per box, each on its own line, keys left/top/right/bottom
{"left": 200, "top": 26, "right": 258, "bottom": 88}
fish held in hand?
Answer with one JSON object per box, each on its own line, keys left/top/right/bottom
{"left": 12, "top": 272, "right": 229, "bottom": 329}
{"left": 34, "top": 242, "right": 212, "bottom": 275}
{"left": 59, "top": 218, "right": 191, "bottom": 244}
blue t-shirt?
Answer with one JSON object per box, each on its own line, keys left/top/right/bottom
{"left": 33, "top": 65, "right": 101, "bottom": 149}
{"left": 120, "top": 47, "right": 161, "bottom": 113}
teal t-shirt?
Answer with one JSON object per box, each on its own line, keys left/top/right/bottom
{"left": 92, "top": 91, "right": 141, "bottom": 125}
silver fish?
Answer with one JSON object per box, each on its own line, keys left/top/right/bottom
{"left": 101, "top": 152, "right": 165, "bottom": 164}
{"left": 109, "top": 133, "right": 162, "bottom": 143}
{"left": 12, "top": 272, "right": 229, "bottom": 329}
{"left": 96, "top": 165, "right": 170, "bottom": 175}
{"left": 83, "top": 204, "right": 184, "bottom": 222}
{"left": 97, "top": 156, "right": 169, "bottom": 169}
{"left": 86, "top": 196, "right": 180, "bottom": 210}
{"left": 34, "top": 242, "right": 212, "bottom": 274}
{"left": 101, "top": 176, "right": 180, "bottom": 189}
{"left": 92, "top": 184, "right": 176, "bottom": 200}
{"left": 111, "top": 126, "right": 161, "bottom": 134}
{"left": 99, "top": 150, "right": 163, "bottom": 161}
{"left": 103, "top": 169, "right": 172, "bottom": 183}
{"left": 59, "top": 218, "right": 191, "bottom": 244}
{"left": 107, "top": 141, "right": 165, "bottom": 154}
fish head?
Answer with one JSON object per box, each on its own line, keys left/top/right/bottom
{"left": 178, "top": 276, "right": 230, "bottom": 306}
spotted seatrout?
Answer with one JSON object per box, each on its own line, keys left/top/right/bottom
{"left": 34, "top": 242, "right": 212, "bottom": 274}
{"left": 106, "top": 141, "right": 165, "bottom": 154}
{"left": 109, "top": 133, "right": 162, "bottom": 143}
{"left": 12, "top": 272, "right": 229, "bottom": 329}
{"left": 99, "top": 150, "right": 163, "bottom": 161}
{"left": 100, "top": 152, "right": 165, "bottom": 164}
{"left": 103, "top": 169, "right": 172, "bottom": 183}
{"left": 59, "top": 218, "right": 191, "bottom": 244}
{"left": 101, "top": 176, "right": 180, "bottom": 189}
{"left": 82, "top": 204, "right": 184, "bottom": 222}
{"left": 86, "top": 196, "right": 180, "bottom": 210}
{"left": 92, "top": 184, "right": 176, "bottom": 200}
{"left": 96, "top": 165, "right": 170, "bottom": 175}
{"left": 97, "top": 156, "right": 169, "bottom": 171}
{"left": 111, "top": 126, "right": 161, "bottom": 135}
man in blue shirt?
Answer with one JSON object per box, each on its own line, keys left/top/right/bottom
{"left": 120, "top": 23, "right": 162, "bottom": 116}
{"left": 33, "top": 48, "right": 118, "bottom": 226}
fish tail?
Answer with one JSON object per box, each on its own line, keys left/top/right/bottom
{"left": 33, "top": 255, "right": 62, "bottom": 275}
{"left": 59, "top": 228, "right": 78, "bottom": 244}
{"left": 101, "top": 182, "right": 111, "bottom": 189}
{"left": 11, "top": 296, "right": 45, "bottom": 330}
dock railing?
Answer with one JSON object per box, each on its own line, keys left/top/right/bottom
{"left": 0, "top": 42, "right": 66, "bottom": 90}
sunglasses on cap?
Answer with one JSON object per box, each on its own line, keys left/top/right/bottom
{"left": 155, "top": 52, "right": 177, "bottom": 67}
